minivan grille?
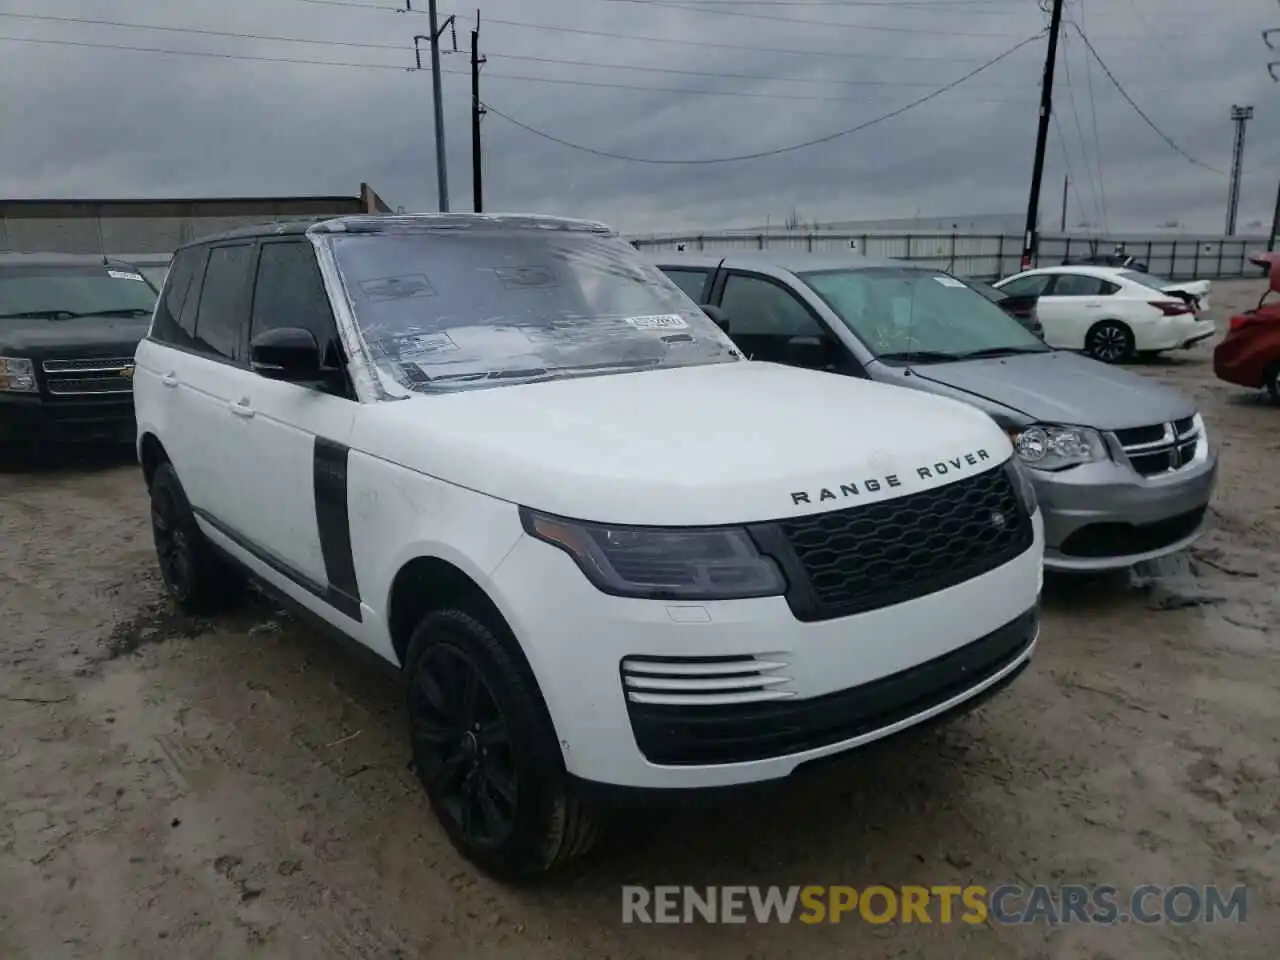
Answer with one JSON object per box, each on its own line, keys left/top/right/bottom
{"left": 41, "top": 357, "right": 134, "bottom": 395}
{"left": 1114, "top": 418, "right": 1201, "bottom": 478}
{"left": 772, "top": 464, "right": 1033, "bottom": 622}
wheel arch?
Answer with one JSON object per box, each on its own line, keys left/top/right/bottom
{"left": 139, "top": 432, "right": 170, "bottom": 488}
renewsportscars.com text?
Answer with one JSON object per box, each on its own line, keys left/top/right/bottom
{"left": 621, "top": 884, "right": 1248, "bottom": 926}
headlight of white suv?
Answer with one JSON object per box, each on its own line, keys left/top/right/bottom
{"left": 1010, "top": 424, "right": 1108, "bottom": 471}
{"left": 521, "top": 507, "right": 787, "bottom": 600}
{"left": 0, "top": 357, "right": 37, "bottom": 393}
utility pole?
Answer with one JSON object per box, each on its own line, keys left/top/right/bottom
{"left": 412, "top": 1, "right": 457, "bottom": 212}
{"left": 471, "top": 11, "right": 486, "bottom": 213}
{"left": 1267, "top": 179, "right": 1280, "bottom": 253}
{"left": 1020, "top": 0, "right": 1065, "bottom": 269}
{"left": 1226, "top": 104, "right": 1254, "bottom": 237}
{"left": 1060, "top": 174, "right": 1069, "bottom": 232}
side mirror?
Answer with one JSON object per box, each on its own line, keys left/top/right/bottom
{"left": 251, "top": 327, "right": 321, "bottom": 380}
{"left": 701, "top": 304, "right": 730, "bottom": 332}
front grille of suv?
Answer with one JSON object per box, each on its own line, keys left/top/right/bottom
{"left": 41, "top": 357, "right": 135, "bottom": 396}
{"left": 760, "top": 463, "right": 1034, "bottom": 623}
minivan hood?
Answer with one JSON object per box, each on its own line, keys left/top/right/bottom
{"left": 357, "top": 361, "right": 1013, "bottom": 526}
{"left": 908, "top": 350, "right": 1196, "bottom": 430}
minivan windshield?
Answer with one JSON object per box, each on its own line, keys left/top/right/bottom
{"left": 328, "top": 227, "right": 740, "bottom": 392}
{"left": 0, "top": 265, "right": 157, "bottom": 320}
{"left": 799, "top": 267, "right": 1050, "bottom": 363}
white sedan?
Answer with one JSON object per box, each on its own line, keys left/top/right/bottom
{"left": 993, "top": 265, "right": 1215, "bottom": 363}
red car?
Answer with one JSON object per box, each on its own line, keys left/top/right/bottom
{"left": 1214, "top": 252, "right": 1280, "bottom": 400}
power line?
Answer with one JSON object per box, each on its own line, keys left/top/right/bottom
{"left": 1059, "top": 32, "right": 1102, "bottom": 227}
{"left": 0, "top": 8, "right": 1038, "bottom": 89}
{"left": 480, "top": 31, "right": 1046, "bottom": 165}
{"left": 576, "top": 0, "right": 1032, "bottom": 36}
{"left": 1068, "top": 20, "right": 1225, "bottom": 175}
{"left": 0, "top": 32, "right": 410, "bottom": 71}
{"left": 596, "top": 0, "right": 1030, "bottom": 8}
{"left": 1050, "top": 110, "right": 1086, "bottom": 226}
{"left": 1077, "top": 1, "right": 1108, "bottom": 231}
{"left": 0, "top": 32, "right": 1035, "bottom": 103}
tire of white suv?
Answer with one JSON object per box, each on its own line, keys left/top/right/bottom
{"left": 148, "top": 462, "right": 245, "bottom": 613}
{"left": 405, "top": 607, "right": 599, "bottom": 879}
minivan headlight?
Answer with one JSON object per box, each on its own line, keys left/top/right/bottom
{"left": 1010, "top": 424, "right": 1107, "bottom": 471}
{"left": 0, "top": 357, "right": 37, "bottom": 393}
{"left": 521, "top": 508, "right": 787, "bottom": 600}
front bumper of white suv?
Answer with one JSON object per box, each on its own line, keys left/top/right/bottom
{"left": 490, "top": 464, "right": 1045, "bottom": 791}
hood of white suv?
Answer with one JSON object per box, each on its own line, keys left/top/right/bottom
{"left": 357, "top": 361, "right": 1014, "bottom": 526}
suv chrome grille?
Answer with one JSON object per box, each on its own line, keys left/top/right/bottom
{"left": 771, "top": 464, "right": 1034, "bottom": 622}
{"left": 1114, "top": 418, "right": 1201, "bottom": 478}
{"left": 41, "top": 357, "right": 135, "bottom": 395}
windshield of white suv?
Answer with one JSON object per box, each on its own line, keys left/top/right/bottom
{"left": 328, "top": 226, "right": 740, "bottom": 392}
{"left": 799, "top": 267, "right": 1049, "bottom": 364}
{"left": 0, "top": 265, "right": 158, "bottom": 321}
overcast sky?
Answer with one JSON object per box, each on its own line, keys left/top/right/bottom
{"left": 0, "top": 0, "right": 1274, "bottom": 235}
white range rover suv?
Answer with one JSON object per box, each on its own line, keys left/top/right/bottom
{"left": 134, "top": 214, "right": 1044, "bottom": 878}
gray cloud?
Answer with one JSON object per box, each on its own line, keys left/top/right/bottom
{"left": 0, "top": 0, "right": 1274, "bottom": 234}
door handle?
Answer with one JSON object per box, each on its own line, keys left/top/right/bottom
{"left": 161, "top": 373, "right": 178, "bottom": 388}
{"left": 229, "top": 398, "right": 256, "bottom": 419}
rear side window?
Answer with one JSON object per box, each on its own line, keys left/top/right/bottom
{"left": 150, "top": 247, "right": 205, "bottom": 350}
{"left": 194, "top": 244, "right": 254, "bottom": 361}
{"left": 250, "top": 241, "right": 340, "bottom": 363}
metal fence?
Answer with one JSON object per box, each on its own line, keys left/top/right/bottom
{"left": 629, "top": 231, "right": 1270, "bottom": 281}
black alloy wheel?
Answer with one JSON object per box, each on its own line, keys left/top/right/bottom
{"left": 410, "top": 643, "right": 518, "bottom": 849}
{"left": 151, "top": 479, "right": 195, "bottom": 600}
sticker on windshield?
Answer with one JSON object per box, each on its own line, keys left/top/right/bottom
{"left": 107, "top": 270, "right": 145, "bottom": 282}
{"left": 395, "top": 332, "right": 459, "bottom": 357}
{"left": 625, "top": 314, "right": 689, "bottom": 331}
{"left": 359, "top": 274, "right": 435, "bottom": 301}
{"left": 495, "top": 265, "right": 558, "bottom": 289}
{"left": 933, "top": 276, "right": 967, "bottom": 288}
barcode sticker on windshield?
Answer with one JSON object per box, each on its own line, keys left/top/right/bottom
{"left": 108, "top": 270, "right": 145, "bottom": 282}
{"left": 933, "top": 276, "right": 967, "bottom": 288}
{"left": 626, "top": 314, "right": 689, "bottom": 330}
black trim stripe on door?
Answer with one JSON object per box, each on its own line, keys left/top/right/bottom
{"left": 313, "top": 437, "right": 363, "bottom": 620}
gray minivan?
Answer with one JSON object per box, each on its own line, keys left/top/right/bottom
{"left": 654, "top": 252, "right": 1217, "bottom": 572}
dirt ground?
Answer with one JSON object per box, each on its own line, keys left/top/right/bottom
{"left": 1, "top": 281, "right": 1277, "bottom": 959}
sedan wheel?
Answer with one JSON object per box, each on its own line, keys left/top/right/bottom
{"left": 1086, "top": 321, "right": 1134, "bottom": 364}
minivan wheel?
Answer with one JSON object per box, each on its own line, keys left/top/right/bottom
{"left": 1085, "top": 321, "right": 1135, "bottom": 363}
{"left": 405, "top": 608, "right": 598, "bottom": 880}
{"left": 148, "top": 463, "right": 244, "bottom": 613}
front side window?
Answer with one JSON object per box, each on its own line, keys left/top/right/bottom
{"left": 800, "top": 267, "right": 1049, "bottom": 363}
{"left": 659, "top": 267, "right": 710, "bottom": 303}
{"left": 326, "top": 226, "right": 740, "bottom": 393}
{"left": 997, "top": 274, "right": 1053, "bottom": 298}
{"left": 250, "top": 241, "right": 340, "bottom": 363}
{"left": 0, "top": 264, "right": 157, "bottom": 322}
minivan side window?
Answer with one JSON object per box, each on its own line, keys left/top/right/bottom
{"left": 150, "top": 246, "right": 205, "bottom": 349}
{"left": 718, "top": 273, "right": 829, "bottom": 367}
{"left": 193, "top": 243, "right": 254, "bottom": 361}
{"left": 250, "top": 241, "right": 342, "bottom": 366}
{"left": 660, "top": 267, "right": 711, "bottom": 303}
